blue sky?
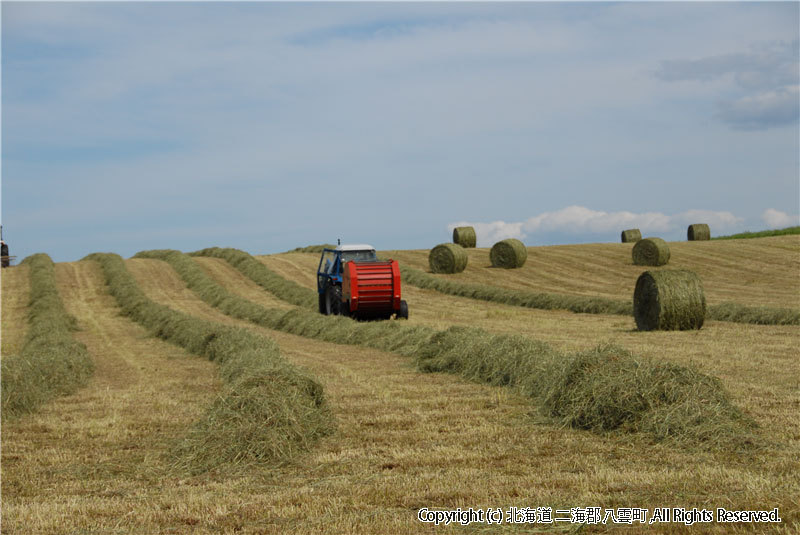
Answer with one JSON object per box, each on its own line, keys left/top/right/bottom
{"left": 2, "top": 2, "right": 798, "bottom": 263}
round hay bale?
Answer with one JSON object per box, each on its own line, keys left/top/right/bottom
{"left": 634, "top": 270, "right": 706, "bottom": 331}
{"left": 429, "top": 243, "right": 468, "bottom": 274}
{"left": 621, "top": 229, "right": 642, "bottom": 243}
{"left": 632, "top": 237, "right": 670, "bottom": 266}
{"left": 452, "top": 226, "right": 477, "bottom": 248}
{"left": 687, "top": 223, "right": 710, "bottom": 241}
{"left": 490, "top": 238, "right": 527, "bottom": 269}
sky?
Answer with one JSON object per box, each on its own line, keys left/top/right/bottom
{"left": 1, "top": 1, "right": 799, "bottom": 263}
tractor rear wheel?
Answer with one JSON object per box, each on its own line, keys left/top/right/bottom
{"left": 325, "top": 285, "right": 342, "bottom": 316}
{"left": 318, "top": 293, "right": 326, "bottom": 314}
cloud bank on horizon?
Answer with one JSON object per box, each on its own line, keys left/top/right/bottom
{"left": 450, "top": 206, "right": 799, "bottom": 246}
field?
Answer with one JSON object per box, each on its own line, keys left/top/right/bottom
{"left": 2, "top": 236, "right": 799, "bottom": 534}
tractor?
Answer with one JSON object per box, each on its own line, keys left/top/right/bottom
{"left": 317, "top": 243, "right": 409, "bottom": 320}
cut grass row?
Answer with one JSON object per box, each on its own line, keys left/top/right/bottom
{"left": 85, "top": 253, "right": 333, "bottom": 473}
{"left": 1, "top": 254, "right": 94, "bottom": 419}
{"left": 161, "top": 247, "right": 758, "bottom": 451}
{"left": 401, "top": 265, "right": 800, "bottom": 326}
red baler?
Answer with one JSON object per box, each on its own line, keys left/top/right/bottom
{"left": 342, "top": 260, "right": 409, "bottom": 320}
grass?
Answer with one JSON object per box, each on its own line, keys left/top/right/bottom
{"left": 181, "top": 247, "right": 757, "bottom": 450}
{"left": 713, "top": 226, "right": 800, "bottom": 240}
{"left": 3, "top": 246, "right": 797, "bottom": 534}
{"left": 85, "top": 252, "right": 334, "bottom": 473}
{"left": 1, "top": 253, "right": 94, "bottom": 419}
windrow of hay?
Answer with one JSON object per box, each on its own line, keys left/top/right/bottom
{"left": 1, "top": 254, "right": 94, "bottom": 419}
{"left": 688, "top": 223, "right": 711, "bottom": 241}
{"left": 416, "top": 328, "right": 757, "bottom": 451}
{"left": 632, "top": 237, "right": 670, "bottom": 266}
{"left": 286, "top": 243, "right": 336, "bottom": 253}
{"left": 402, "top": 265, "right": 632, "bottom": 315}
{"left": 490, "top": 238, "right": 528, "bottom": 268}
{"left": 428, "top": 243, "right": 468, "bottom": 274}
{"left": 621, "top": 229, "right": 642, "bottom": 243}
{"left": 174, "top": 248, "right": 756, "bottom": 449}
{"left": 85, "top": 253, "right": 333, "bottom": 473}
{"left": 537, "top": 345, "right": 756, "bottom": 449}
{"left": 192, "top": 247, "right": 317, "bottom": 309}
{"left": 452, "top": 226, "right": 476, "bottom": 248}
{"left": 707, "top": 302, "right": 800, "bottom": 325}
{"left": 634, "top": 270, "right": 706, "bottom": 331}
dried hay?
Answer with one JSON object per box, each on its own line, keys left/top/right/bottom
{"left": 688, "top": 223, "right": 711, "bottom": 241}
{"left": 452, "top": 226, "right": 477, "bottom": 248}
{"left": 490, "top": 238, "right": 527, "bottom": 269}
{"left": 429, "top": 243, "right": 468, "bottom": 274}
{"left": 632, "top": 237, "right": 670, "bottom": 266}
{"left": 621, "top": 229, "right": 642, "bottom": 243}
{"left": 634, "top": 270, "right": 706, "bottom": 331}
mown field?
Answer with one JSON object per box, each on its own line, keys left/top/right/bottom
{"left": 1, "top": 235, "right": 799, "bottom": 534}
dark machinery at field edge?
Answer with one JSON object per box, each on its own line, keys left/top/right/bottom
{"left": 317, "top": 242, "right": 409, "bottom": 320}
{"left": 1, "top": 225, "right": 12, "bottom": 268}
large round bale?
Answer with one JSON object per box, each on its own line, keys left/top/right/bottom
{"left": 429, "top": 243, "right": 468, "bottom": 274}
{"left": 687, "top": 223, "right": 711, "bottom": 241}
{"left": 452, "top": 226, "right": 477, "bottom": 248}
{"left": 634, "top": 270, "right": 706, "bottom": 331}
{"left": 621, "top": 229, "right": 642, "bottom": 243}
{"left": 632, "top": 237, "right": 670, "bottom": 266}
{"left": 490, "top": 239, "right": 527, "bottom": 269}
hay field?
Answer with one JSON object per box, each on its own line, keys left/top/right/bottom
{"left": 382, "top": 235, "right": 800, "bottom": 309}
{"left": 1, "top": 237, "right": 799, "bottom": 534}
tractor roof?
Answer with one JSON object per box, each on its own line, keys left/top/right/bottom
{"left": 335, "top": 244, "right": 375, "bottom": 252}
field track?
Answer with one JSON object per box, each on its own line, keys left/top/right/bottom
{"left": 1, "top": 237, "right": 799, "bottom": 533}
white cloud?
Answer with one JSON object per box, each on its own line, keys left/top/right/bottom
{"left": 451, "top": 205, "right": 744, "bottom": 246}
{"left": 762, "top": 208, "right": 799, "bottom": 228}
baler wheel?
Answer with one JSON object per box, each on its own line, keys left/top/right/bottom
{"left": 398, "top": 300, "right": 409, "bottom": 320}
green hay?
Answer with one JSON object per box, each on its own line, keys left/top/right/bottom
{"left": 417, "top": 329, "right": 756, "bottom": 451}
{"left": 634, "top": 270, "right": 706, "bottom": 331}
{"left": 688, "top": 223, "right": 711, "bottom": 241}
{"left": 1, "top": 254, "right": 94, "bottom": 419}
{"left": 708, "top": 302, "right": 800, "bottom": 325}
{"left": 286, "top": 244, "right": 336, "bottom": 253}
{"left": 428, "top": 243, "right": 468, "bottom": 274}
{"left": 86, "top": 252, "right": 333, "bottom": 472}
{"left": 539, "top": 345, "right": 757, "bottom": 449}
{"left": 621, "top": 229, "right": 642, "bottom": 243}
{"left": 490, "top": 239, "right": 527, "bottom": 268}
{"left": 632, "top": 237, "right": 670, "bottom": 266}
{"left": 452, "top": 226, "right": 477, "bottom": 248}
{"left": 176, "top": 248, "right": 755, "bottom": 450}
